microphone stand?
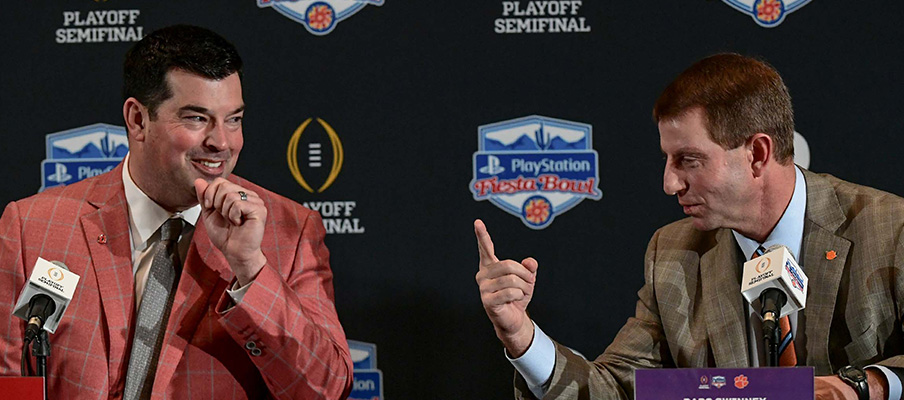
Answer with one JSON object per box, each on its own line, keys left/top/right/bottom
{"left": 759, "top": 289, "right": 787, "bottom": 367}
{"left": 762, "top": 312, "right": 780, "bottom": 367}
{"left": 31, "top": 331, "right": 51, "bottom": 399}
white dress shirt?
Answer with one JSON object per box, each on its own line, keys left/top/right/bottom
{"left": 122, "top": 155, "right": 250, "bottom": 308}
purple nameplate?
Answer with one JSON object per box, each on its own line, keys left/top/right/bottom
{"left": 635, "top": 367, "right": 814, "bottom": 400}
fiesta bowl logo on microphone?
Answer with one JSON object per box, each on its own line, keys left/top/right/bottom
{"left": 785, "top": 260, "right": 805, "bottom": 292}
{"left": 470, "top": 115, "right": 602, "bottom": 229}
{"left": 721, "top": 0, "right": 812, "bottom": 27}
{"left": 257, "top": 0, "right": 383, "bottom": 36}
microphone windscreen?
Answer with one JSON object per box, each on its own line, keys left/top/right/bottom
{"left": 50, "top": 261, "right": 70, "bottom": 271}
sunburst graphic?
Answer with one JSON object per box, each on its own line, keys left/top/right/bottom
{"left": 522, "top": 196, "right": 552, "bottom": 226}
{"left": 307, "top": 3, "right": 335, "bottom": 32}
{"left": 755, "top": 0, "right": 784, "bottom": 23}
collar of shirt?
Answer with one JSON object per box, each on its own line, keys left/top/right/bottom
{"left": 122, "top": 154, "right": 201, "bottom": 252}
{"left": 732, "top": 166, "right": 807, "bottom": 262}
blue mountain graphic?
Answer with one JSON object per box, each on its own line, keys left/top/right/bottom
{"left": 484, "top": 134, "right": 586, "bottom": 151}
{"left": 52, "top": 143, "right": 129, "bottom": 159}
{"left": 484, "top": 134, "right": 539, "bottom": 151}
{"left": 548, "top": 136, "right": 586, "bottom": 150}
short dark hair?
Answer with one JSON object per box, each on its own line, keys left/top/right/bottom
{"left": 123, "top": 25, "right": 243, "bottom": 117}
{"left": 652, "top": 53, "right": 795, "bottom": 164}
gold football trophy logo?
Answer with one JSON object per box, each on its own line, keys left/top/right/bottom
{"left": 287, "top": 118, "right": 344, "bottom": 193}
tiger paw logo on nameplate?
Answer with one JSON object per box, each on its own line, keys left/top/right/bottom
{"left": 257, "top": 0, "right": 383, "bottom": 36}
{"left": 40, "top": 123, "right": 129, "bottom": 192}
{"left": 721, "top": 0, "right": 812, "bottom": 27}
{"left": 471, "top": 115, "right": 602, "bottom": 229}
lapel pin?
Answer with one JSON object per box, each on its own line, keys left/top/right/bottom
{"left": 97, "top": 234, "right": 107, "bottom": 244}
{"left": 826, "top": 250, "right": 837, "bottom": 260}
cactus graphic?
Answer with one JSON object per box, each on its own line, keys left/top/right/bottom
{"left": 534, "top": 122, "right": 551, "bottom": 150}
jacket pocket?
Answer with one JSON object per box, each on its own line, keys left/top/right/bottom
{"left": 844, "top": 323, "right": 878, "bottom": 364}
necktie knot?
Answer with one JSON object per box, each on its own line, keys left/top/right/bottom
{"left": 751, "top": 245, "right": 766, "bottom": 260}
{"left": 160, "top": 218, "right": 183, "bottom": 243}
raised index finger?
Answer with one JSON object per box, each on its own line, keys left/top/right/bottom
{"left": 474, "top": 219, "right": 499, "bottom": 266}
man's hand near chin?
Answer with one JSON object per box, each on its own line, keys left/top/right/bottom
{"left": 194, "top": 177, "right": 268, "bottom": 286}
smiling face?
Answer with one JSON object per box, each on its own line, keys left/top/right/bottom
{"left": 127, "top": 69, "right": 245, "bottom": 211}
{"left": 660, "top": 108, "right": 755, "bottom": 232}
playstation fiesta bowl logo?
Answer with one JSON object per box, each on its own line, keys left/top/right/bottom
{"left": 471, "top": 116, "right": 601, "bottom": 229}
{"left": 41, "top": 123, "right": 128, "bottom": 192}
{"left": 257, "top": 0, "right": 383, "bottom": 36}
{"left": 785, "top": 260, "right": 805, "bottom": 292}
{"left": 722, "top": 0, "right": 812, "bottom": 27}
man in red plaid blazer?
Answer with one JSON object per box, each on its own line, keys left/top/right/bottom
{"left": 0, "top": 25, "right": 353, "bottom": 399}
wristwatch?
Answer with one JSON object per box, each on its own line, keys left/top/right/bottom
{"left": 837, "top": 365, "right": 869, "bottom": 400}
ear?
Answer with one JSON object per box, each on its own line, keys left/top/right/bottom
{"left": 748, "top": 133, "right": 773, "bottom": 178}
{"left": 122, "top": 97, "right": 149, "bottom": 142}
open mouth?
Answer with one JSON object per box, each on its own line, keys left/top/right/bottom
{"left": 199, "top": 160, "right": 222, "bottom": 168}
{"left": 192, "top": 159, "right": 226, "bottom": 176}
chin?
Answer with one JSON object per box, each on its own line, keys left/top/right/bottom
{"left": 690, "top": 217, "right": 719, "bottom": 232}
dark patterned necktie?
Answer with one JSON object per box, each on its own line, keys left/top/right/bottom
{"left": 752, "top": 246, "right": 797, "bottom": 366}
{"left": 124, "top": 218, "right": 183, "bottom": 400}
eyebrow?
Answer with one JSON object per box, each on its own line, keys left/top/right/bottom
{"left": 178, "top": 105, "right": 245, "bottom": 115}
{"left": 661, "top": 147, "right": 707, "bottom": 159}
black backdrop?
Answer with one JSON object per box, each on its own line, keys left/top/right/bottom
{"left": 3, "top": 1, "right": 904, "bottom": 398}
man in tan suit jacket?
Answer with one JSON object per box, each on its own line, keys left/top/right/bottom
{"left": 475, "top": 54, "right": 904, "bottom": 399}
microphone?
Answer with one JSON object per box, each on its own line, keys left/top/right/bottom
{"left": 12, "top": 258, "right": 81, "bottom": 341}
{"left": 24, "top": 294, "right": 56, "bottom": 342}
{"left": 740, "top": 245, "right": 808, "bottom": 366}
{"left": 740, "top": 245, "right": 808, "bottom": 318}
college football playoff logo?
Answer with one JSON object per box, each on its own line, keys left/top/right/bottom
{"left": 287, "top": 118, "right": 344, "bottom": 193}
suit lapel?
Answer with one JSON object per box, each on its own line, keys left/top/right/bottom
{"left": 152, "top": 214, "right": 234, "bottom": 393}
{"left": 701, "top": 228, "right": 750, "bottom": 367}
{"left": 80, "top": 164, "right": 135, "bottom": 390}
{"left": 799, "top": 169, "right": 850, "bottom": 375}
{"left": 75, "top": 163, "right": 239, "bottom": 394}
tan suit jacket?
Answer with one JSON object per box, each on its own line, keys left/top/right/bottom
{"left": 516, "top": 169, "right": 904, "bottom": 399}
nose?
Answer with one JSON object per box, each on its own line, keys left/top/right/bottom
{"left": 204, "top": 124, "right": 228, "bottom": 151}
{"left": 662, "top": 163, "right": 686, "bottom": 196}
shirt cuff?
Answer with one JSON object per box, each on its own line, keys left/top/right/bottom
{"left": 506, "top": 322, "right": 555, "bottom": 399}
{"left": 867, "top": 365, "right": 902, "bottom": 400}
{"left": 226, "top": 279, "right": 252, "bottom": 304}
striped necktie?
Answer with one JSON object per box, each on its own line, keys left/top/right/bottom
{"left": 752, "top": 246, "right": 797, "bottom": 366}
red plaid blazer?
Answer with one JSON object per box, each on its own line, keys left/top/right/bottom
{"left": 0, "top": 164, "right": 353, "bottom": 399}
